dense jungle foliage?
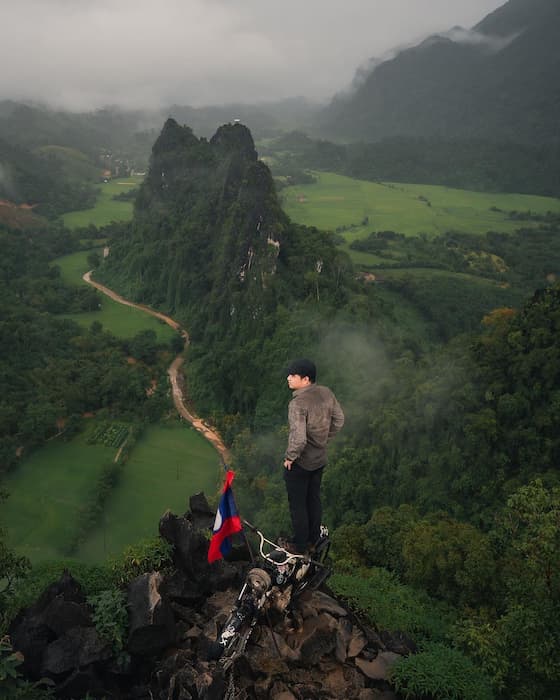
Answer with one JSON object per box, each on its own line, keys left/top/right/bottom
{"left": 0, "top": 223, "right": 176, "bottom": 476}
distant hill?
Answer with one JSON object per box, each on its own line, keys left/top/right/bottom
{"left": 166, "top": 98, "right": 320, "bottom": 139}
{"left": 0, "top": 137, "right": 96, "bottom": 218}
{"left": 0, "top": 101, "right": 153, "bottom": 157}
{"left": 318, "top": 0, "right": 560, "bottom": 144}
{"left": 0, "top": 98, "right": 320, "bottom": 158}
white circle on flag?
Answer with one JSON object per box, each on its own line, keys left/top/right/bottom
{"left": 213, "top": 510, "right": 222, "bottom": 532}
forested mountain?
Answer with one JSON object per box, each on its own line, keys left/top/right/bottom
{"left": 98, "top": 119, "right": 354, "bottom": 420}
{"left": 0, "top": 137, "right": 96, "bottom": 218}
{"left": 0, "top": 101, "right": 155, "bottom": 159}
{"left": 318, "top": 0, "right": 560, "bottom": 144}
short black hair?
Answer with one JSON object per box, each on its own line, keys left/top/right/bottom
{"left": 285, "top": 358, "right": 316, "bottom": 382}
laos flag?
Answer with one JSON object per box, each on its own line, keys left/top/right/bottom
{"left": 208, "top": 470, "right": 243, "bottom": 563}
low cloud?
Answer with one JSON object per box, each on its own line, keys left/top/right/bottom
{"left": 426, "top": 26, "right": 517, "bottom": 51}
{"left": 316, "top": 325, "right": 392, "bottom": 413}
{"left": 0, "top": 0, "right": 505, "bottom": 110}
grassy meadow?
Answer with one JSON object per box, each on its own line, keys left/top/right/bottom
{"left": 2, "top": 430, "right": 116, "bottom": 562}
{"left": 76, "top": 422, "right": 221, "bottom": 561}
{"left": 53, "top": 249, "right": 176, "bottom": 341}
{"left": 282, "top": 172, "right": 560, "bottom": 257}
{"left": 3, "top": 421, "right": 221, "bottom": 563}
{"left": 62, "top": 176, "right": 142, "bottom": 229}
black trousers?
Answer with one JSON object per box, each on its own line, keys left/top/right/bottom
{"left": 284, "top": 463, "right": 324, "bottom": 552}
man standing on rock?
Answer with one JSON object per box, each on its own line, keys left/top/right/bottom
{"left": 282, "top": 359, "right": 344, "bottom": 554}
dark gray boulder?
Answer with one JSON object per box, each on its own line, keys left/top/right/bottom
{"left": 8, "top": 570, "right": 91, "bottom": 679}
{"left": 127, "top": 571, "right": 176, "bottom": 657}
{"left": 189, "top": 492, "right": 215, "bottom": 530}
{"left": 41, "top": 627, "right": 112, "bottom": 675}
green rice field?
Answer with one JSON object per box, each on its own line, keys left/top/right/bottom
{"left": 3, "top": 422, "right": 221, "bottom": 563}
{"left": 76, "top": 423, "right": 221, "bottom": 561}
{"left": 53, "top": 250, "right": 176, "bottom": 341}
{"left": 62, "top": 176, "right": 142, "bottom": 229}
{"left": 2, "top": 431, "right": 116, "bottom": 562}
{"left": 282, "top": 172, "right": 560, "bottom": 240}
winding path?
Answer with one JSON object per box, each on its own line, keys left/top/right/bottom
{"left": 83, "top": 271, "right": 230, "bottom": 463}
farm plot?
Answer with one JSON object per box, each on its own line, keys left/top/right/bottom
{"left": 282, "top": 172, "right": 560, "bottom": 249}
{"left": 2, "top": 428, "right": 116, "bottom": 562}
{"left": 76, "top": 422, "right": 221, "bottom": 562}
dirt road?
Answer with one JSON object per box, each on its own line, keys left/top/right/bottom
{"left": 83, "top": 271, "right": 230, "bottom": 463}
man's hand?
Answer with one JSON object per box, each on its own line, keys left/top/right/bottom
{"left": 284, "top": 459, "right": 293, "bottom": 470}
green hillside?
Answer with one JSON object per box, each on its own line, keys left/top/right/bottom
{"left": 318, "top": 0, "right": 560, "bottom": 144}
{"left": 3, "top": 115, "right": 560, "bottom": 699}
{"left": 2, "top": 430, "right": 116, "bottom": 562}
{"left": 35, "top": 145, "right": 101, "bottom": 182}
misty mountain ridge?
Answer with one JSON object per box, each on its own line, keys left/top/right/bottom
{"left": 318, "top": 0, "right": 560, "bottom": 144}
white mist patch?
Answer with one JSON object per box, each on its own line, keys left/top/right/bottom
{"left": 426, "top": 26, "right": 518, "bottom": 52}
{"left": 316, "top": 326, "right": 391, "bottom": 407}
{"left": 0, "top": 163, "right": 17, "bottom": 200}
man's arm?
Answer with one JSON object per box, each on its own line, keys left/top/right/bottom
{"left": 284, "top": 403, "right": 307, "bottom": 469}
{"left": 328, "top": 397, "right": 345, "bottom": 438}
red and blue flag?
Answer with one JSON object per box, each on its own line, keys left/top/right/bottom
{"left": 208, "top": 470, "right": 243, "bottom": 563}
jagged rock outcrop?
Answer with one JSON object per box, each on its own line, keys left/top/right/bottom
{"left": 9, "top": 493, "right": 413, "bottom": 698}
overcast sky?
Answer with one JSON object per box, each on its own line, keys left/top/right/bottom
{"left": 1, "top": 0, "right": 506, "bottom": 111}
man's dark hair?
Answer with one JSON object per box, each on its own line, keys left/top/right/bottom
{"left": 286, "top": 358, "right": 316, "bottom": 383}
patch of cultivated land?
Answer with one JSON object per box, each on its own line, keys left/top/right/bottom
{"left": 282, "top": 172, "right": 560, "bottom": 246}
{"left": 4, "top": 421, "right": 220, "bottom": 563}
{"left": 62, "top": 176, "right": 142, "bottom": 228}
{"left": 76, "top": 422, "right": 220, "bottom": 562}
{"left": 3, "top": 430, "right": 116, "bottom": 562}
{"left": 53, "top": 249, "right": 176, "bottom": 341}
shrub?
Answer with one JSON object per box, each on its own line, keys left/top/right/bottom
{"left": 87, "top": 588, "right": 128, "bottom": 655}
{"left": 452, "top": 615, "right": 508, "bottom": 694}
{"left": 390, "top": 641, "right": 494, "bottom": 700}
{"left": 330, "top": 568, "right": 456, "bottom": 642}
{"left": 1, "top": 561, "right": 112, "bottom": 633}
{"left": 401, "top": 517, "right": 497, "bottom": 607}
{"left": 362, "top": 504, "right": 419, "bottom": 574}
{"left": 110, "top": 537, "right": 174, "bottom": 586}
